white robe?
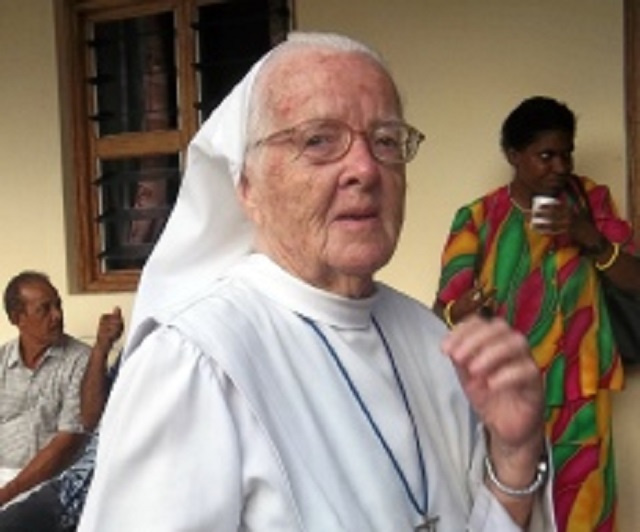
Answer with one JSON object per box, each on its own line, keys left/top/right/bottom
{"left": 79, "top": 255, "right": 553, "bottom": 531}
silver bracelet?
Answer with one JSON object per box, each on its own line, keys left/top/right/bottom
{"left": 484, "top": 454, "right": 548, "bottom": 497}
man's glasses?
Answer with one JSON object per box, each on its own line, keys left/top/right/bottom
{"left": 253, "top": 119, "right": 425, "bottom": 165}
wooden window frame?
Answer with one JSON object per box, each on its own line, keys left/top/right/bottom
{"left": 55, "top": 0, "right": 293, "bottom": 293}
{"left": 625, "top": 0, "right": 640, "bottom": 238}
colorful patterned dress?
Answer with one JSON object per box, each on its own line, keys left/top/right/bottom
{"left": 436, "top": 176, "right": 636, "bottom": 532}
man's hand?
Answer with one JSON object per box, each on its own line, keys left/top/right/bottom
{"left": 0, "top": 483, "right": 15, "bottom": 507}
{"left": 81, "top": 307, "right": 125, "bottom": 431}
{"left": 0, "top": 432, "right": 87, "bottom": 509}
{"left": 95, "top": 307, "right": 124, "bottom": 354}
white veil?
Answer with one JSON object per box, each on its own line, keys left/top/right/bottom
{"left": 123, "top": 57, "right": 266, "bottom": 356}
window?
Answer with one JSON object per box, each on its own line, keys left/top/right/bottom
{"left": 56, "top": 0, "right": 293, "bottom": 292}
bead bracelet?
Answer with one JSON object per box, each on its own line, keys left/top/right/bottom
{"left": 595, "top": 242, "right": 620, "bottom": 271}
{"left": 443, "top": 300, "right": 455, "bottom": 328}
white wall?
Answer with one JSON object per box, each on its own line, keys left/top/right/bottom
{"left": 0, "top": 0, "right": 128, "bottom": 346}
{"left": 1, "top": 0, "right": 637, "bottom": 528}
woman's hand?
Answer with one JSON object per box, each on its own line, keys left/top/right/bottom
{"left": 529, "top": 198, "right": 571, "bottom": 235}
{"left": 531, "top": 197, "right": 605, "bottom": 253}
{"left": 447, "top": 284, "right": 497, "bottom": 325}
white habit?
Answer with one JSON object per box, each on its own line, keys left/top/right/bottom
{"left": 79, "top": 254, "right": 552, "bottom": 531}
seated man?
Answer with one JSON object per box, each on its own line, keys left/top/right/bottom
{"left": 0, "top": 349, "right": 122, "bottom": 532}
{"left": 0, "top": 271, "right": 123, "bottom": 512}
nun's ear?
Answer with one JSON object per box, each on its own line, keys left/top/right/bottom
{"left": 237, "top": 172, "right": 261, "bottom": 224}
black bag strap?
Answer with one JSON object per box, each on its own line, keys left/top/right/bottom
{"left": 567, "top": 175, "right": 594, "bottom": 221}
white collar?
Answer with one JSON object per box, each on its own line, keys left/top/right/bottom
{"left": 237, "top": 254, "right": 377, "bottom": 330}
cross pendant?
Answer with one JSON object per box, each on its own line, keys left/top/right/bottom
{"left": 415, "top": 514, "right": 439, "bottom": 531}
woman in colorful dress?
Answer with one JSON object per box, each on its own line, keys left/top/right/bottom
{"left": 434, "top": 96, "right": 640, "bottom": 532}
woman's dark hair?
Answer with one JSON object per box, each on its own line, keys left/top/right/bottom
{"left": 500, "top": 96, "right": 576, "bottom": 152}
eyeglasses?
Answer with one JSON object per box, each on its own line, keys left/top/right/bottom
{"left": 253, "top": 119, "right": 425, "bottom": 165}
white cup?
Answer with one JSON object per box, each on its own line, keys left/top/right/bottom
{"left": 530, "top": 196, "right": 560, "bottom": 232}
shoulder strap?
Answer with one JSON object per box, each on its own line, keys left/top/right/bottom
{"left": 567, "top": 175, "right": 595, "bottom": 222}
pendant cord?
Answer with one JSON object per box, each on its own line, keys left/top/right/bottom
{"left": 299, "top": 314, "right": 428, "bottom": 518}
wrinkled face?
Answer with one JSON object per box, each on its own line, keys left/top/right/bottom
{"left": 507, "top": 129, "right": 574, "bottom": 197}
{"left": 240, "top": 51, "right": 407, "bottom": 297}
{"left": 14, "top": 280, "right": 64, "bottom": 347}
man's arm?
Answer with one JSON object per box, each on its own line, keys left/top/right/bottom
{"left": 0, "top": 431, "right": 87, "bottom": 507}
{"left": 81, "top": 307, "right": 124, "bottom": 431}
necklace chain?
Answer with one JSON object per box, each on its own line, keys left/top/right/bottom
{"left": 300, "top": 314, "right": 429, "bottom": 519}
{"left": 508, "top": 183, "right": 532, "bottom": 213}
